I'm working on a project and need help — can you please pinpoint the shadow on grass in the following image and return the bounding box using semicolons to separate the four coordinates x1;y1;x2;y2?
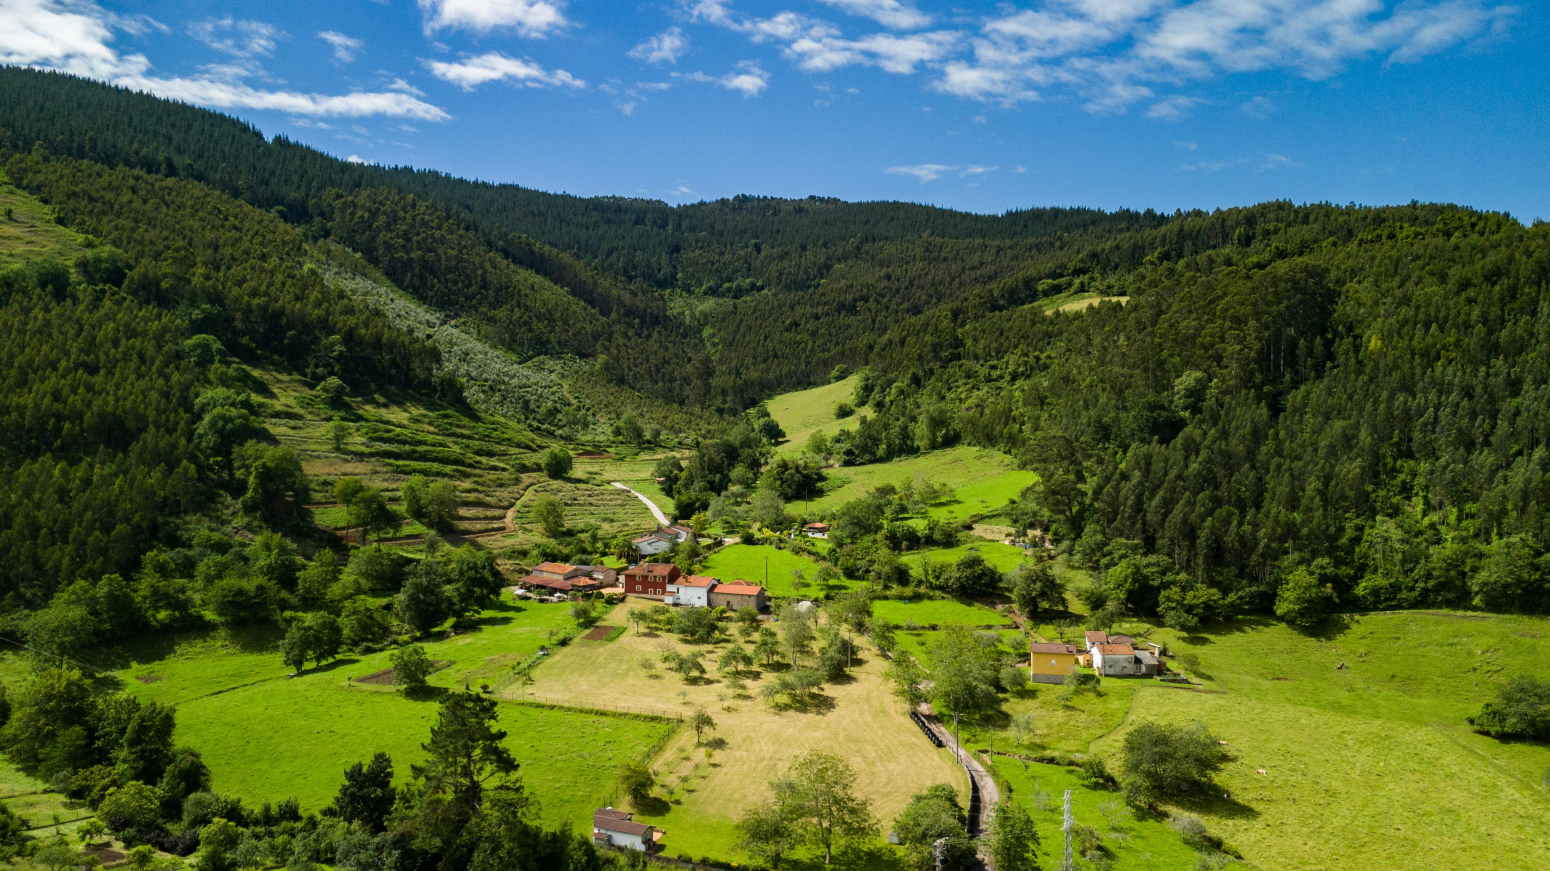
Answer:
701;737;728;751
303;656;362;676
96;621;286;670
632;795;672;816
1174;790;1261;821
765;692;838;715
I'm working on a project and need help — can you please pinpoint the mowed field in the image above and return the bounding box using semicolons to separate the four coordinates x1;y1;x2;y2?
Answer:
1074;612;1550;870
901;540;1033;573
507;601;964;863
698;544;843;597
108;600;672;831
766;375;860;457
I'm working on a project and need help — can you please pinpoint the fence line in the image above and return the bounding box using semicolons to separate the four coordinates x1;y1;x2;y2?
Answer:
507;697;686;722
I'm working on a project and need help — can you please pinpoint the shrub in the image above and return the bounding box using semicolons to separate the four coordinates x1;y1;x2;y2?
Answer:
99;781;164;833
833;402;854;419
1079;756;1115;789
541;447;573;479
1468;675;1550;739
1120;722;1233;803
1000;666;1028;693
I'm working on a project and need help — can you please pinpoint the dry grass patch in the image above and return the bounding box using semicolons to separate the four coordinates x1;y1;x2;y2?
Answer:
506;602;963;861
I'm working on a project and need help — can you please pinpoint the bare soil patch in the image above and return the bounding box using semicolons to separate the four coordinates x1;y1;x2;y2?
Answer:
581;624;621;642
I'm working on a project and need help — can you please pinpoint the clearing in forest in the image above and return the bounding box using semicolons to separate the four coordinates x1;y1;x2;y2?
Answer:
806;446;1034;520
697;544;838;597
766;374;861;456
507;601;964;863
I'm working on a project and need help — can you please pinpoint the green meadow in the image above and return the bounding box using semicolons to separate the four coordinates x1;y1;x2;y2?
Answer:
871;598;1012;628
806;446;1034;521
945;610;1550;871
698;544;842;597
901;540;1033;573
106;599;671;831
765;374;860;457
993;758;1200;870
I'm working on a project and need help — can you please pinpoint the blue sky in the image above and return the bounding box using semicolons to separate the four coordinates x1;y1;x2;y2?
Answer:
3;0;1545;219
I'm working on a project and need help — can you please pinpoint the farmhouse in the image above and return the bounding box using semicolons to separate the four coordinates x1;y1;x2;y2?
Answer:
633;524;693;556
592;808;662;853
708;579;767;612
1028;641;1079;685
668;574;717;607
518;562;603;595
623;563;681;598
802;522;830;539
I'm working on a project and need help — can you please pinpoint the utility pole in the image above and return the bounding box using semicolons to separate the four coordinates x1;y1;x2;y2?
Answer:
764;555;769;589
1061;789;1074;871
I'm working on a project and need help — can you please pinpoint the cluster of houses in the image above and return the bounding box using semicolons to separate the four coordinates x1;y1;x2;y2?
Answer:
621;562;768;611
516;562;618;596
514;559;768;612
1028;631;1165;684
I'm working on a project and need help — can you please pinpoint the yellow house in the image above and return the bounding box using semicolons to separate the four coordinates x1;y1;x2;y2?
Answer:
1029;642;1080;685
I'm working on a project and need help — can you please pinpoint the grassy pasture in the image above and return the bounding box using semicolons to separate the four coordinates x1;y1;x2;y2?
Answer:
103;599;663;831
510;601;964;864
901;540;1033;573
993;758;1199;869
698;544;842;598
765;375;860;457
807;447;1031;520
1081;612;1550;870
893;629;1024;671
0;174;86;263
871;599;1011;628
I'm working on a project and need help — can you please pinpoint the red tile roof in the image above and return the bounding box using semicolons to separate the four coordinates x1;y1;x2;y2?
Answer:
1084;630;1108;644
674;575;716;588
1029;642;1078;655
534;562;574;574
1096;643;1136;656
594;808;631;822
716;583;763;596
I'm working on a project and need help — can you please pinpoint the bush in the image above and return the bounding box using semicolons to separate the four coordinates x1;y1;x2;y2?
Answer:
1000;666;1028;693
833;402;854;419
541;447;573;479
1468;675;1550;739
99;781;164;832
1120;722;1233;803
1079;756;1115;789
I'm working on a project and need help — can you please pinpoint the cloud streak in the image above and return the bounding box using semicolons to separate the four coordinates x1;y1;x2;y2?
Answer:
885;163;997;182
687;0;1516;113
417;0;568;37
426;52;585;90
0;0;449;120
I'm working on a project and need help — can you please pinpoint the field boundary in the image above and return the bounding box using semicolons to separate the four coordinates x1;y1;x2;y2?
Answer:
504;697;683;724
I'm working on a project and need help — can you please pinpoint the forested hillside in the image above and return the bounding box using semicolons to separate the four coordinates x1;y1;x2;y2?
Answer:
2;64;1548;633
848;204;1550;618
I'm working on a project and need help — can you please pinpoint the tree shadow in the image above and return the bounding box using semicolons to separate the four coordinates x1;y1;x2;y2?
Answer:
702;737;728;751
400;685;449;702
305;656;362;676
1174;791;1260;821
632;795;671;816
768;692;838;715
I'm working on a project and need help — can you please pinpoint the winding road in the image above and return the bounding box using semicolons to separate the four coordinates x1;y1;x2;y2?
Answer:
612;481;671;526
919;710;1003;834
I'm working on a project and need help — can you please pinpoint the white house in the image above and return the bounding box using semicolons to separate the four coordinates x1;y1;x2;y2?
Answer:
1093;642;1143;676
633;525;693;556
593;808;662;853
668;575;716;607
802;522;830;539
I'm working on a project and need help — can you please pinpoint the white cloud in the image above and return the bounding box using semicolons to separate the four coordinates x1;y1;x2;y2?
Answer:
690;0;1516;113
1241;94;1274;117
426;52;585;90
345;154;366;163
387;77;425;96
677;61;770;97
318;31;363;64
816;0;931;30
1144;94;1201;120
417;0;568;37
0;0;450;120
188;16;284;58
630;27;690;64
885;163;997;183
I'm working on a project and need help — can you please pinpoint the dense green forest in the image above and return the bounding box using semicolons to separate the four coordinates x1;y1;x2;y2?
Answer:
2;63;1549;647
